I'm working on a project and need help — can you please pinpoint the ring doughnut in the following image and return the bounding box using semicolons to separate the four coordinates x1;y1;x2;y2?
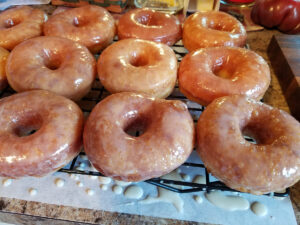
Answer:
0;47;9;91
44;5;116;53
6;36;96;101
183;11;246;51
97;39;177;98
178;47;270;106
83;92;194;181
197;95;300;194
0;90;83;178
0;6;46;50
118;8;182;46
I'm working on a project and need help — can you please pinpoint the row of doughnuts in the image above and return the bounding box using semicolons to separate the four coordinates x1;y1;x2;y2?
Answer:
0;5;299;196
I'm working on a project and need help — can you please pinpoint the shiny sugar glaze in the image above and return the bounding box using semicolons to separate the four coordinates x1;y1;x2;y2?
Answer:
83;92;195;182
97;39;178;99
0;90;83;178
183;11;246;51
118;8;182;46
44;5;116;53
0;6;47;50
197;95;300;194
6;36;96;101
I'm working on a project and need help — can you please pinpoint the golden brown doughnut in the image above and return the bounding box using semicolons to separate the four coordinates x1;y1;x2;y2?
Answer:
83;92;194;181
197;95;300;194
118;8;182;46
0;6;46;50
6;36;96;101
178;47;270;106
183;11;246;51
97;39;177;98
0;90;83;178
0;47;9;91
44;5;116;53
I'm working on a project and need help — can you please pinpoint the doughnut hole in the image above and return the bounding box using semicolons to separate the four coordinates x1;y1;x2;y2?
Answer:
4;18;21;28
241;110;279;145
123;113;150;137
129;46;162;67
212;57;236;79
43;50;62;70
129;54;149;67
73;16;89;27
13;113;43;137
136;13;161;27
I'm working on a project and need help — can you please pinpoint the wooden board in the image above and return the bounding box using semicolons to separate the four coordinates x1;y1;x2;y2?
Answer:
267;35;300;121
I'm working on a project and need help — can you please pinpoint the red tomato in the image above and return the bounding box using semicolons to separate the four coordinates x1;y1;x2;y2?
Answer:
251;0;300;34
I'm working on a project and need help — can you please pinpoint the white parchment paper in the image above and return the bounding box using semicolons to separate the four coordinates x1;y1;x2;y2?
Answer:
0;152;297;225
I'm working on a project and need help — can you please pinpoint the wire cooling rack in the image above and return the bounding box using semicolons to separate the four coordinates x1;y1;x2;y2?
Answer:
0;41;289;197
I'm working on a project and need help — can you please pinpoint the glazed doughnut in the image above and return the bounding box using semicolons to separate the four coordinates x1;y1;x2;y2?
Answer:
0;6;46;50
44;5;116;53
178;47;270;106
97;39;177;98
0;47;9;91
0;90;83;178
118;8;182;46
183;11;246;51
83;92;194;181
6;36;96;101
197;95;300;194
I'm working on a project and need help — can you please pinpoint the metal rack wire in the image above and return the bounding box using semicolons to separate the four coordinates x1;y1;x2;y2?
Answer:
0;42;289;198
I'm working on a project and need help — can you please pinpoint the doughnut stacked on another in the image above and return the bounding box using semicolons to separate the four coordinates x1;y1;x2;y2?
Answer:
98;38;177;98
44;5;116;53
83;92;195;181
178;47;271;106
118;8;182;46
0;6;47;50
197;95;300;194
6;36;96;101
183;11;247;51
0;90;83;178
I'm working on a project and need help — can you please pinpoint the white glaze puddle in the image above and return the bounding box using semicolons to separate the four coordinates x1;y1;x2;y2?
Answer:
124;185;143;199
140;187;184;213
205;191;249;211
86;188;95;196
54;178;65;187
2;178;12;187
98;176;112;184
112;185;123;194
28;188;37;196
192;175;205;184
193;195;203;204
100;184;108;191
251;202;268;216
114;180;132;186
161;170;184;190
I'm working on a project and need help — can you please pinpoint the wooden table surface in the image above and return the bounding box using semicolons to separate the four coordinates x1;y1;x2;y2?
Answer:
0;5;299;224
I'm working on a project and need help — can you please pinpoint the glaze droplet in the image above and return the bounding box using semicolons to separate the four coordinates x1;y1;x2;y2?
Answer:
193;195;203;204
124;185;144;199
55;178;65;187
98;176;112;184
76;181;83;187
112;185;123;194
251;202;268;216
114;180;132;186
2;178;12;187
28;188;37;196
100;184;108;191
86;188;95;196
